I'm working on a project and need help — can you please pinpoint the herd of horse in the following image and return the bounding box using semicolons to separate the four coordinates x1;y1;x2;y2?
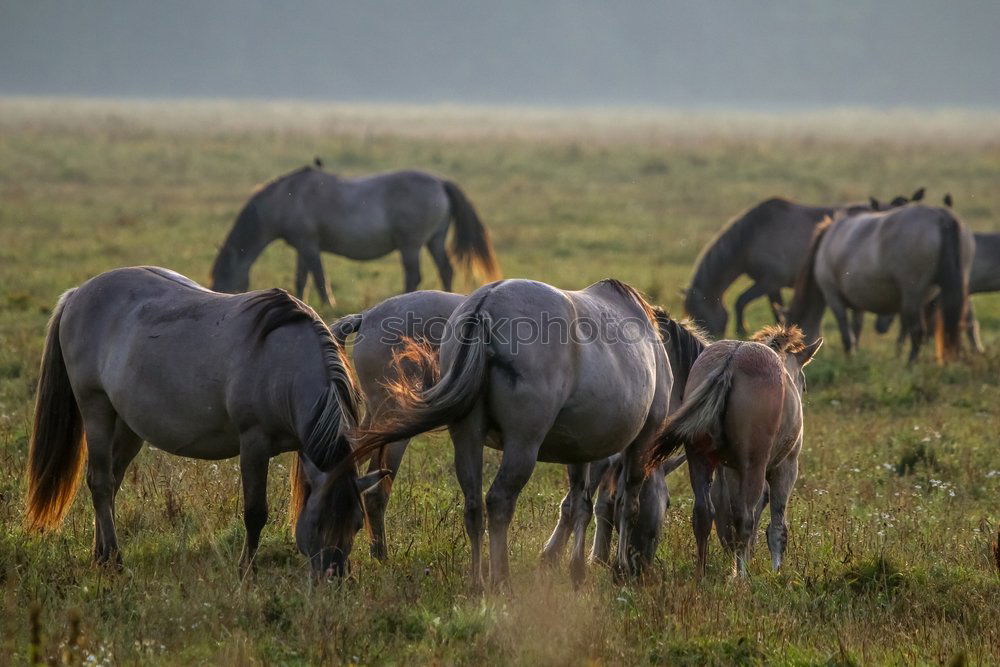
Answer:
23;160;985;587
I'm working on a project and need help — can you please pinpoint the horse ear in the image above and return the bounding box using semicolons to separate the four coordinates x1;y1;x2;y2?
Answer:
943;193;953;208
356;469;392;495
796;338;823;366
869;197;881;210
298;454;326;488
911;187;925;202
772;302;788;325
313;156;324;169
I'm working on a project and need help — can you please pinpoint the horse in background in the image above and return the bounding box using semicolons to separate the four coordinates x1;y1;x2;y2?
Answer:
647;326;822;578
25;267;375;577
786;204;973;363
211;163;500;305
875;196;993;352
684;189;924;338
353;279;684;587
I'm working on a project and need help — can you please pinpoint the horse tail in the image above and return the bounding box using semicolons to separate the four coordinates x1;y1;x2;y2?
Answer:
786;217;833;327
330;313;363;348
26;289;86;531
934;213;966;362
645;347;738;473
353;293;493;461
443;180;501;283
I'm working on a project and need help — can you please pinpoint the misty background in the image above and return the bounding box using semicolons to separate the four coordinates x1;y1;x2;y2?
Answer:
2;1;998;109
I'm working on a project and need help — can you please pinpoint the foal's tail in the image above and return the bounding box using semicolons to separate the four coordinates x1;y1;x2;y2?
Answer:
353;294;492;461
934;213;967;362
645;348;738;473
26;289;86;531
330;313;363;348
443;181;501;283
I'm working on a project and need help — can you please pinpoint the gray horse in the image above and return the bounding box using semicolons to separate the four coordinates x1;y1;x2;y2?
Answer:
685;190;923;338
331;290;465;561
24;267;382;577
543;309;704;579
647;326;822;578
786;205;973;363
354;279;681;587
211;164;500;304
336;294;692;585
876;227;997;352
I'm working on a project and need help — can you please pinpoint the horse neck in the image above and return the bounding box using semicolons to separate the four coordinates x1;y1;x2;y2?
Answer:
689;236;746;302
213;212;276;286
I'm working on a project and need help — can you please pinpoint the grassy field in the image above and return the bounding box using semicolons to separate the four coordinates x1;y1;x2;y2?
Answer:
1;98;999;665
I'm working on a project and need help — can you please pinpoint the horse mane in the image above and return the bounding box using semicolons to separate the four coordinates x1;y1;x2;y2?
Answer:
787;216;833;322
652;306;708;397
596;279;658;333
240;289;362;524
751;325;806;354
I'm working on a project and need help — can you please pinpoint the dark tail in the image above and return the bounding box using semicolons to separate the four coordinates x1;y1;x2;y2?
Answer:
934;213;966;362
442;181;501;283
645;347;738;473
786;217;833;330
353;296;493;461
26;290;86;531
330;313;363;348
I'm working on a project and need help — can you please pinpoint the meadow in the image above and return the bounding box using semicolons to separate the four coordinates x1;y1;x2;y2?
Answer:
0;98;998;665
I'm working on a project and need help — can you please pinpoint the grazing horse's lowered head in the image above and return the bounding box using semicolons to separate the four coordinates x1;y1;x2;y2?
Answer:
292;455;389;578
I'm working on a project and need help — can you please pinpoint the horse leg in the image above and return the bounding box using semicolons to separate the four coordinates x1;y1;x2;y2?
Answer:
80;397;123;568
450;406;486;590
485;440;541;589
687;446;717;581
826;295;855;355
238;431;270;575
426;229;454;292
850;309;864;346
730;463;768;578
766;452;798;571
111;420;143;506
299;245;333;306
567;465;595;587
540;464;584;566
364;438;409;562
711;467;737;553
294;252;309;299
900;296;926;364
734;281;773;338
399;245;422;293
589;460;617;566
966;300;984;353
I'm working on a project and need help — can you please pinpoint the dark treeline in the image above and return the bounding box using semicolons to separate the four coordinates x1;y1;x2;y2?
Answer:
1;0;997;108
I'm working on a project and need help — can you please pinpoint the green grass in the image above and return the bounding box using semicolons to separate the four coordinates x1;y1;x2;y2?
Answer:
1;98;999;665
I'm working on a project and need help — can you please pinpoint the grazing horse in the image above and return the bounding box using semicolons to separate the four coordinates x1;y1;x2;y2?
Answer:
876;224;996;352
684;190;923;338
545;310;705;577
647;326;822;578
24;267;381;577
354;279;681;587
331;290;465;561
786;205;973;363
211;164;500;304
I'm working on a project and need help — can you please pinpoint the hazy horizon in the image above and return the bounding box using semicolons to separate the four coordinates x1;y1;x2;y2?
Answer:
3;2;999;110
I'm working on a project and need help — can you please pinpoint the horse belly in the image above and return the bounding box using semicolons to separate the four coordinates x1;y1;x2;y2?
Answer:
99;337;241;460
319;210;397;260
535;394;651;464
